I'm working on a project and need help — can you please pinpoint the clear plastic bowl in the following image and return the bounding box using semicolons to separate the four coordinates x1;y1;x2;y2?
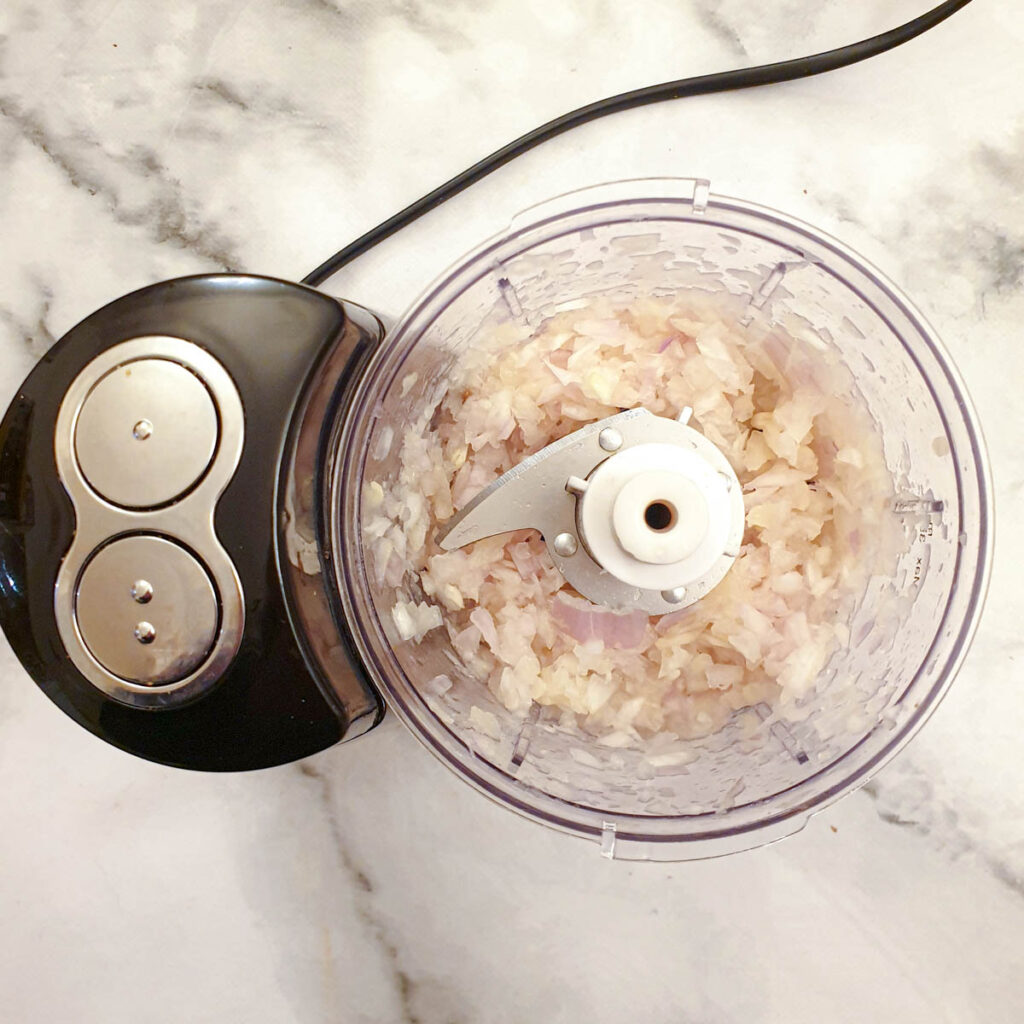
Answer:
333;179;992;860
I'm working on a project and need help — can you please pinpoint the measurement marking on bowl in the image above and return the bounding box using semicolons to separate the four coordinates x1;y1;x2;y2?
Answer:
740;262;788;325
894;498;945;514
497;276;525;320
750;262;788;310
755;703;809;764
510;701;542;771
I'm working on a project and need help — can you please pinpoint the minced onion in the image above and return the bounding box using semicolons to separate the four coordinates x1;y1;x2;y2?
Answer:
366;294;896;741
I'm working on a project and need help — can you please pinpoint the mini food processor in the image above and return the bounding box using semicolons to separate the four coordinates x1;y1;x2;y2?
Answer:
0;3;989;858
0;178;990;859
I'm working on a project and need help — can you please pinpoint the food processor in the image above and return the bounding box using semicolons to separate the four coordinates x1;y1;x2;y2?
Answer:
0;2;990;859
0;177;990;859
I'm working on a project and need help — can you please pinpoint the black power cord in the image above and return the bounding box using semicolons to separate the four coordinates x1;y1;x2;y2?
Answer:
302;0;974;288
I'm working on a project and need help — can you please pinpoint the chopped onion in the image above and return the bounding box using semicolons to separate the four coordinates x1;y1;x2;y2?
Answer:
552;592;648;650
370;295;899;745
469;607;499;651
424;674;453;696
391;598;442;642
468;705;501;740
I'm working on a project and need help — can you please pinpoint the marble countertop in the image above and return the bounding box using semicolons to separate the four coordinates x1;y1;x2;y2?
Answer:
2;1;1023;1020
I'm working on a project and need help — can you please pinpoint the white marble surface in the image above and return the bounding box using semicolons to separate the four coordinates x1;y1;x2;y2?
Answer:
1;1;1023;1020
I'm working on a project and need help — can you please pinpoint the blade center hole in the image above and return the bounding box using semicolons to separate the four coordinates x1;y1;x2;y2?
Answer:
644;500;676;532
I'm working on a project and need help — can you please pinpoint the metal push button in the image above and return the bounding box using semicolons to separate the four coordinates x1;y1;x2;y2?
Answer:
75;535;219;686
74;359;219;508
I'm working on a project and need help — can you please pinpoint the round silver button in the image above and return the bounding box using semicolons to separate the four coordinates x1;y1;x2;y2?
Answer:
133;621;157;644
74;359;219;508
75;535;219;686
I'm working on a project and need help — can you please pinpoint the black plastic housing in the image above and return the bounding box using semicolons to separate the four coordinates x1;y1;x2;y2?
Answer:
0;274;385;770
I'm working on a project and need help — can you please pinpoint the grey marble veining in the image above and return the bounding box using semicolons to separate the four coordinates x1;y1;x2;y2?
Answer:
1;1;1023;1021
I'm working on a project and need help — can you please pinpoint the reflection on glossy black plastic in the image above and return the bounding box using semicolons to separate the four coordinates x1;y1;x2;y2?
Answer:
0;274;384;771
277;299;386;743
